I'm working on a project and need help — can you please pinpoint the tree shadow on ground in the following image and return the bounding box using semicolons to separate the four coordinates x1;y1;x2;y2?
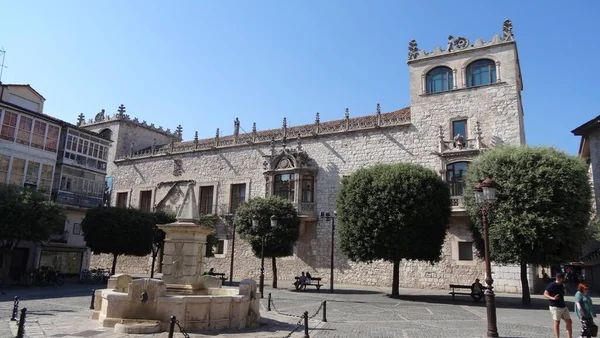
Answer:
189;316;316;336
284;288;382;295
393;293;568;311
0;282;101;302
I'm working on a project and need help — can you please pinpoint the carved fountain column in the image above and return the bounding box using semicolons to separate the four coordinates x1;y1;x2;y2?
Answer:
158;183;215;293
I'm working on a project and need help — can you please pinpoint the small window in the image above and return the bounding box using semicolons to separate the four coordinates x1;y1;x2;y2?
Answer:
466;59;497;87
230;184;246;214
452;120;467;138
199;186;214;214
446;162;469;196
16;116;33;145
426;66;453;93
45;125;60;153
31;121;47;149
301;175;314;203
0;154;9;184
0;111;18;141
274;174;296;201
458;242;474;261
116;192;128;208
139;190;152;212
9;157;26;185
25;161;40;188
215;240;225;255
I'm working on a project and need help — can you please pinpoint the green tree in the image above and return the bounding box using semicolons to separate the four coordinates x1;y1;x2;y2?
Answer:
464;146;591;306
0;184;66;281
81;207;155;275
336;163;451;297
235;196;300;288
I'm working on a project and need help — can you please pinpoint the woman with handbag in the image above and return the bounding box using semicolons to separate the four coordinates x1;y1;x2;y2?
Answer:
575;282;597;337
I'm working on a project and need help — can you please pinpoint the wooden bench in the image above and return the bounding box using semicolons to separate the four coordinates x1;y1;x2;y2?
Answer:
206;272;227;282
449;284;486;302
294;276;322;292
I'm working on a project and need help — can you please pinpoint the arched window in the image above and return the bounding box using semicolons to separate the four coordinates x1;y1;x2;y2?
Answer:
99;128;112;141
426;67;453;93
466;59;497;87
446;161;469;196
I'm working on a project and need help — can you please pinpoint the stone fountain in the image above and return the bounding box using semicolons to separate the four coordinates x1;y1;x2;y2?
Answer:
91;184;260;334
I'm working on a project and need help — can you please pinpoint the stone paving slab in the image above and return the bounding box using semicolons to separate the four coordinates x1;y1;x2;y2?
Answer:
0;281;591;337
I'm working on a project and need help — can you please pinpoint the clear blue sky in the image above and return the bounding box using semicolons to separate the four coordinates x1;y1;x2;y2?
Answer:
1;1;597;154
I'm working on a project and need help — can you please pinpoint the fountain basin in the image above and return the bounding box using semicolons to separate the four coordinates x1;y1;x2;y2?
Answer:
92;274;260;332
114;319;162;334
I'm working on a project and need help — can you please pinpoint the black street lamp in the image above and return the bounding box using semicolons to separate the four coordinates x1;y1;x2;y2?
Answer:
473;178;499;338
253;214;278;298
320;211;336;293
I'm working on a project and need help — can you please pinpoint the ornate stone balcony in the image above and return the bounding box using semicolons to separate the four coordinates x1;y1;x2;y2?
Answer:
450;196;466;212
293;202;317;219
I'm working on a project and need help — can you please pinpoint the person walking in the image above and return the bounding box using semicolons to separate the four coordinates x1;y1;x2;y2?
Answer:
574;282;596;338
544;273;573;338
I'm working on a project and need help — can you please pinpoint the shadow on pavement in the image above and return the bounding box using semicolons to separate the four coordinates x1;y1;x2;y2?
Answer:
186;317;307;336
395;293;569;310
0;282;102;302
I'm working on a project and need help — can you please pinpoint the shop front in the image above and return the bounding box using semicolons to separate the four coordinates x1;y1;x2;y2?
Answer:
38;246;88;276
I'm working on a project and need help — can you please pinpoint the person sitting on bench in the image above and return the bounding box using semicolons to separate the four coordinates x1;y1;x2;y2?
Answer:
294;272;307;290
306;272;312;285
471;278;484;301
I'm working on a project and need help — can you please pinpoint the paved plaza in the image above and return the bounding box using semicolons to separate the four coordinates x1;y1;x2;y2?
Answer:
0;280;589;337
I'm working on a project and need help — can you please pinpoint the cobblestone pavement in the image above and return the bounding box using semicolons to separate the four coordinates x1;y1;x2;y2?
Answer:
0;281;589;337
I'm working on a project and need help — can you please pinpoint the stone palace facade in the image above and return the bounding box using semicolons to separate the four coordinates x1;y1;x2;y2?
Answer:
80;20;538;293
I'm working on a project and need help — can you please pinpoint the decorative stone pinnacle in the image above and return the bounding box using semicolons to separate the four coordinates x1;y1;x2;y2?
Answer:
270;136;276;156
297;132;302;151
282;117;287;128
438;125;444;139
194;131;199;143
117;104;126;119
502;19;514;41
77;113;85;126
408;39;419;60
216;128;220;138
252;122;256;133
376;103;381;115
315;112;320;123
282;117;287;138
345;108;349;119
234;117;240;126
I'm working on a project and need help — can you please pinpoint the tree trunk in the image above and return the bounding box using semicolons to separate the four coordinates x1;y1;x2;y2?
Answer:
392;260;400;298
520;261;531;306
0;251;12;284
150;251;157;279
272;256;278;288
111;254;118;276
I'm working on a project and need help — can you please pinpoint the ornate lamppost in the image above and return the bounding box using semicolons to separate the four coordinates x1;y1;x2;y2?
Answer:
252;214;278;298
473;178;499;338
320;211;336;293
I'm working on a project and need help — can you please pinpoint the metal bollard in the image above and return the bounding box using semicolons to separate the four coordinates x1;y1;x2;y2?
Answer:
89;289;96;310
168;315;176;338
303;311;309;338
11;296;19;321
322;301;327;322
16;308;26;338
267;293;271;311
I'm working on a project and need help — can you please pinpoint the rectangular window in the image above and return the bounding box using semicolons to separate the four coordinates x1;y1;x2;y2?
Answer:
77;138;84;153
31;121;47;149
70;136;78;151
45;125;60;152
0;111;18;141
9;157;26;185
301;175;314;203
66;135;73;150
0;154;9;184
199;186;214;215
116;192;128;208
458;242;474;261
24;161;41;189
274;174;295;201
139;190;152;212
16;116;33;145
38;164;53;196
98;145;104;160
83;140;89;155
215;240;225;255
452;120;467;138
92;143;99;158
230;184;246;214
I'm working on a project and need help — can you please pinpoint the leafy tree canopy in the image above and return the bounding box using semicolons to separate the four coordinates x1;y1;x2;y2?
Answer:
81;207;155;257
0;184;66;249
235;196;300;258
464;146;592;266
336;163;451;264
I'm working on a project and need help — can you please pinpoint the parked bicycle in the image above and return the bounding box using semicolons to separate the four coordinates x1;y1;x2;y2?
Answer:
17;267;64;287
79;268;110;284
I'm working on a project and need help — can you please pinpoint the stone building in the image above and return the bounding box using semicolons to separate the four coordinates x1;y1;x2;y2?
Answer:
80;20;535;293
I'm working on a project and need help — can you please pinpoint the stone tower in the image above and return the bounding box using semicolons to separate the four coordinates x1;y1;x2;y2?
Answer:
407;19;526;174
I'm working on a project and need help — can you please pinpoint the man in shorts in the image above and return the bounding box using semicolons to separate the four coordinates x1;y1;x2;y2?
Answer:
544;273;572;338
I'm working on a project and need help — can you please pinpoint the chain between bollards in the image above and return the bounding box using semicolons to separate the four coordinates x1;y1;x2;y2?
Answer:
267;293;271;311
303;311;309;338
16;307;27;338
322;301;327;322
11;296;19;321
89;289;96;310
168;316;176;338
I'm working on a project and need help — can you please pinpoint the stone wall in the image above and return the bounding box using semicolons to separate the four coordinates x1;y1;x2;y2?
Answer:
90;254;153;275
